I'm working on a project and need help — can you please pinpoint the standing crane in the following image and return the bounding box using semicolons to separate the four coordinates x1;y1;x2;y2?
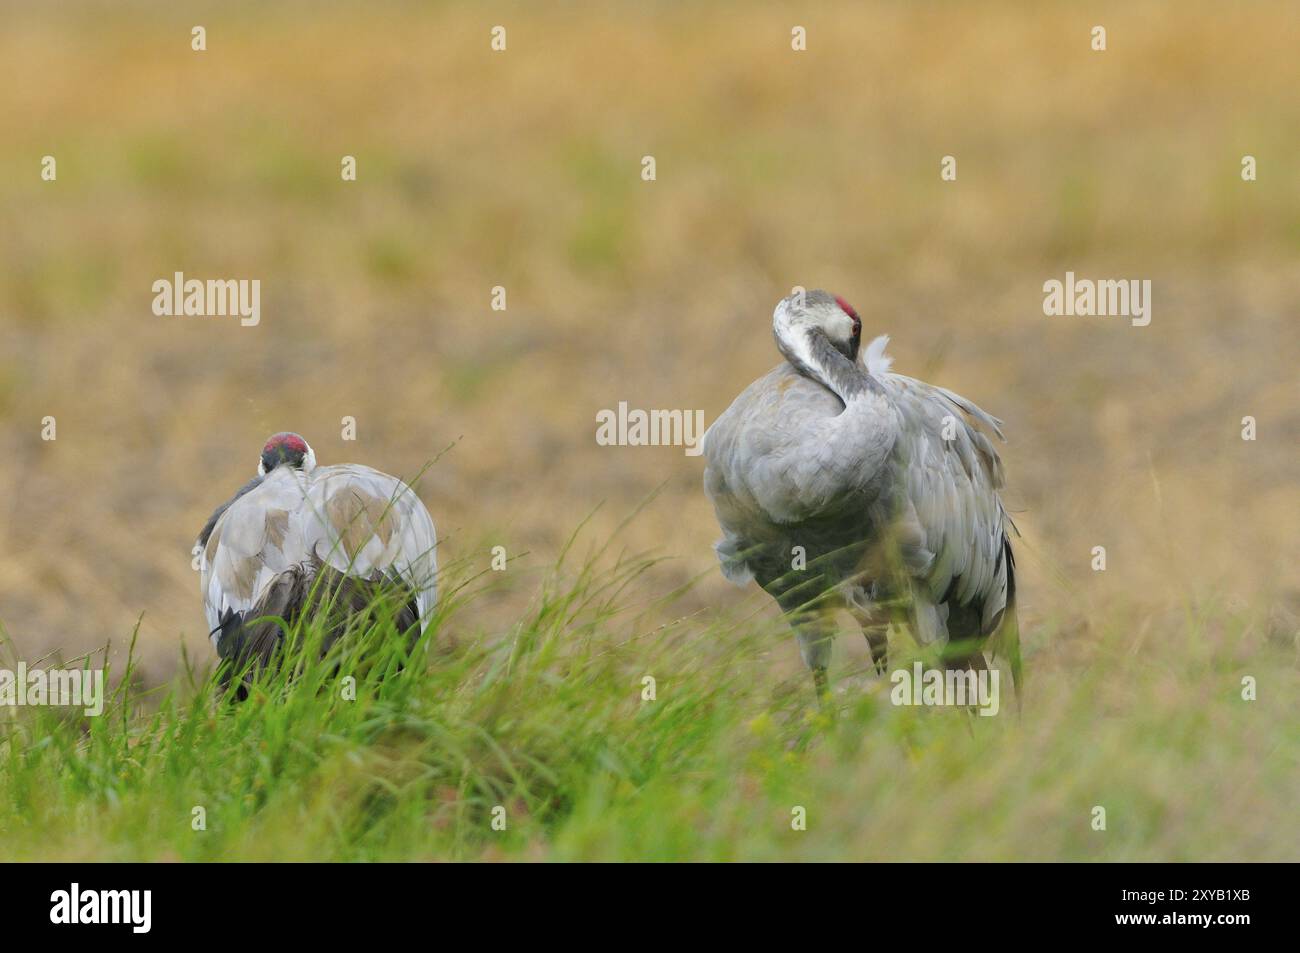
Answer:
701;290;1019;700
196;432;438;693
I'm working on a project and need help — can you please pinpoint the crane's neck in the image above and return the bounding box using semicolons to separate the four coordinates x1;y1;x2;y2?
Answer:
766;324;898;506
781;327;882;404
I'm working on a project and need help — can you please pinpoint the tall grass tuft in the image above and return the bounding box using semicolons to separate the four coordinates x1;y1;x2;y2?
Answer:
0;517;1294;861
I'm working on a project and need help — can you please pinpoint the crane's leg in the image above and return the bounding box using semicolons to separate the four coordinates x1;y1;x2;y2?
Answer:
950;652;997;727
844;584;890;675
906;591;1008;718
936;604;1002;719
811;663;829;699
774;589;837;705
767;562;847;706
794;616;835;704
855;614;889;675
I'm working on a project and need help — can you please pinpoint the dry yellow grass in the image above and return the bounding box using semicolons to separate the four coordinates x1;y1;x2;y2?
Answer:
0;0;1296;699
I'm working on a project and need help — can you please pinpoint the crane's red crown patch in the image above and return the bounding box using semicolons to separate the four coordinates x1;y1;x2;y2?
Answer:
264;432;308;455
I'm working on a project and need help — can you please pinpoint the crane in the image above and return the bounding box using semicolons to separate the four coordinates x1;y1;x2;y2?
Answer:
196;432;438;693
701;290;1020;701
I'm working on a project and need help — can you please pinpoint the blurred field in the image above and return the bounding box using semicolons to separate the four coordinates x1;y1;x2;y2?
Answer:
0;2;1297;860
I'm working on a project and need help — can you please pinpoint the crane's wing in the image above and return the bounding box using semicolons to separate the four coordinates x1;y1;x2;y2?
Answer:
703;363;872;582
199;465;438;644
293;464;438;627
199;469;312;641
879;369;1014;635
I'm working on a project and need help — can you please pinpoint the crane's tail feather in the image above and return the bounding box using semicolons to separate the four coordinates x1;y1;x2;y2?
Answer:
863;334;893;376
987;538;1022;710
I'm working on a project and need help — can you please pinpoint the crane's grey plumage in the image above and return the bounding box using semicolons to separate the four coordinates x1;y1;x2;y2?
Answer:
702;290;1020;699
197;433;438;691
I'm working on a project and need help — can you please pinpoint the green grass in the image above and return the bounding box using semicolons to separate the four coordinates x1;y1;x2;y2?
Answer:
0;521;1295;862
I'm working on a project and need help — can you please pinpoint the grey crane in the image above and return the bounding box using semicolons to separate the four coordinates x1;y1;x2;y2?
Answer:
701;290;1020;700
196;432;438;692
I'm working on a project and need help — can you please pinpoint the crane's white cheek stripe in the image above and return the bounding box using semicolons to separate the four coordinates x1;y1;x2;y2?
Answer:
783;329;818;375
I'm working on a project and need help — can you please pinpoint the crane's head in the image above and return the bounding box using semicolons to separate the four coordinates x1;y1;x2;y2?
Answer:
773;289;862;365
258;432;317;476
